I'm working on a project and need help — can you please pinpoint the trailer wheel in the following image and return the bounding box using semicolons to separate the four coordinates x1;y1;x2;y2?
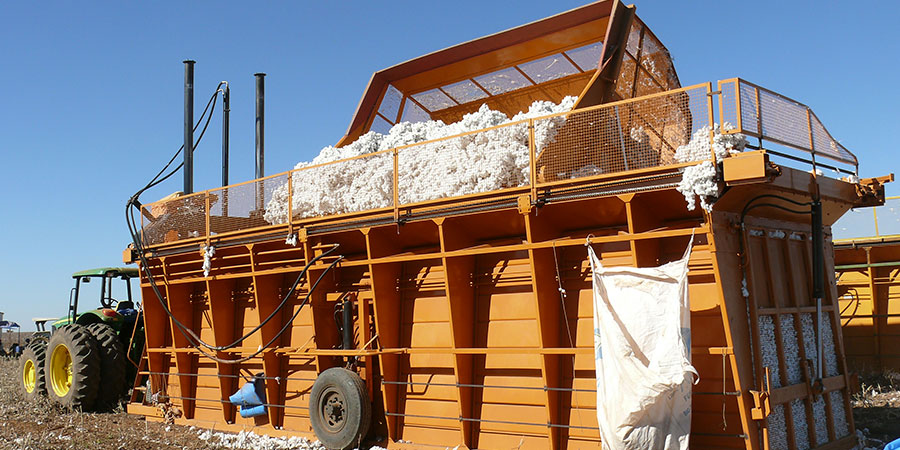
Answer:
85;323;127;411
20;340;48;400
45;324;100;411
309;367;371;450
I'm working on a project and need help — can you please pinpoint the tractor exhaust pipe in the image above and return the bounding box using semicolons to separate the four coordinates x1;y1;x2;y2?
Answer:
183;60;195;194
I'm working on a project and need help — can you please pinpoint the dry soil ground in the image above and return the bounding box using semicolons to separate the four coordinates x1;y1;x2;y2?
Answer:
0;358;326;450
1;357;899;449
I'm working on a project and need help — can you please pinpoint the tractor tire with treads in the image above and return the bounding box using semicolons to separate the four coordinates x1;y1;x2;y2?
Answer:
85;322;127;411
45;324;101;410
309;367;371;450
19;340;47;400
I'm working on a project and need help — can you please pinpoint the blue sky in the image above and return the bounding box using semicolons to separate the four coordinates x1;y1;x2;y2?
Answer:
1;1;898;330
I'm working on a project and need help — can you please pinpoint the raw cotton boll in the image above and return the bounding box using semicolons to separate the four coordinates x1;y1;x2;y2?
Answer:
768;405;788;450
820;316;838;376
779;315;802;385
674;124;747;211
791;399;810;450
673;123;747;163
758;316;781;388
630;126;648;144
677;161;718;211
768;230;786;239
265;98;575;223
830;390;850;438
383;120;440;149
813;396;828;445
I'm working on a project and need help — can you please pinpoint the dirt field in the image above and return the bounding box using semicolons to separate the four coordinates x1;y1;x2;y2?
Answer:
854;371;900;448
0;358;325;450
2;356;899;449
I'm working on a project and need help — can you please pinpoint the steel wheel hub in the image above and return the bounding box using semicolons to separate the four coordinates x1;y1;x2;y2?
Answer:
321;389;346;432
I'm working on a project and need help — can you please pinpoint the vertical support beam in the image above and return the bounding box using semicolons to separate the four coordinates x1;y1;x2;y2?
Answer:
524;212;563;450
708;213;760;449
206;277;238;424
529;120;537;202
141;265;173;404
865;248;882;370
253;274;289;427
437;218;476;448
823;233;857;439
365;228;403;441
305;240;341;374
164;275;198;419
249;243;298;428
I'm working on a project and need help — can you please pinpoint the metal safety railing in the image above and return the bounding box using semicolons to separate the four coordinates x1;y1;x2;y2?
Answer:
718;78;858;175
141;79;857;247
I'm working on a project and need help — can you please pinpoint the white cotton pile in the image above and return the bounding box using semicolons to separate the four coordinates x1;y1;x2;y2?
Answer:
780;315;802;385
813;395;829;444
791;399;810;449
674;124;747;211
264;97;577;223
768;405;788;450
800;313;839;379
197;429;323;449
630;126;648;144
758;316;781;388
830;390;850;438
768;230;786;239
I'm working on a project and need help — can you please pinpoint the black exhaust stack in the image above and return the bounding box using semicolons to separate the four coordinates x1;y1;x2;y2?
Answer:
222;82;230;187
255;73;265;180
183;60;195;194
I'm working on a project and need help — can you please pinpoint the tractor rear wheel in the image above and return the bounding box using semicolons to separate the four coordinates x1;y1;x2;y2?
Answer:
85;323;127;411
19;340;48;400
45;324;100;410
309;367;371;450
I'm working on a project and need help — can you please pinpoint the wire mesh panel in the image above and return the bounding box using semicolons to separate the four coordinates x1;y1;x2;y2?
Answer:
810;112;858;165
396;122;530;205
534;84;710;183
719;79;739;129
283;152;393;220
725;79;857;167
207;175;286;236
142;192;208;245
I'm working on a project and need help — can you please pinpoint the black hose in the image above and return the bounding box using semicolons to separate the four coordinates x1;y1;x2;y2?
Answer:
124;82;342;361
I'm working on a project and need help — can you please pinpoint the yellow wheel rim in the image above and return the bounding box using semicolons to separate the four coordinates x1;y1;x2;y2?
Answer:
23;359;36;393
50;344;73;398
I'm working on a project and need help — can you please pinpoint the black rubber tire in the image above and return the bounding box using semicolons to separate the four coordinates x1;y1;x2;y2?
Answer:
45;324;101;411
19;340;47;400
309;367;371;450
85;323;127;411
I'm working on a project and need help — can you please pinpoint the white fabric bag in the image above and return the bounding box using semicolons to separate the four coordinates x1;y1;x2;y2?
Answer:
588;240;698;450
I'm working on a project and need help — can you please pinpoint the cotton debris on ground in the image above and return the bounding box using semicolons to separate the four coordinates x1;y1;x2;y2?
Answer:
264;97;576;223
196;429;387;450
674;123;747;211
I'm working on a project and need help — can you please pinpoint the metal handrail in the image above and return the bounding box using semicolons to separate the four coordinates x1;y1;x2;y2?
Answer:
140;80;858;247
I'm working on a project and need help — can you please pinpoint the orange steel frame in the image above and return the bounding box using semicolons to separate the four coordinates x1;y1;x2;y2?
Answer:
128;162;867;450
834;199;900;373
124;2;874;448
127;76;873;447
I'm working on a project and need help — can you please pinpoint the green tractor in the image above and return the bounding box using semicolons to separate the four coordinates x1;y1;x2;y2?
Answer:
19;267;144;411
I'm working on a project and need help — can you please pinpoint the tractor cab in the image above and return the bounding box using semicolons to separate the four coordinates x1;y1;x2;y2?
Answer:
53;267;141;332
